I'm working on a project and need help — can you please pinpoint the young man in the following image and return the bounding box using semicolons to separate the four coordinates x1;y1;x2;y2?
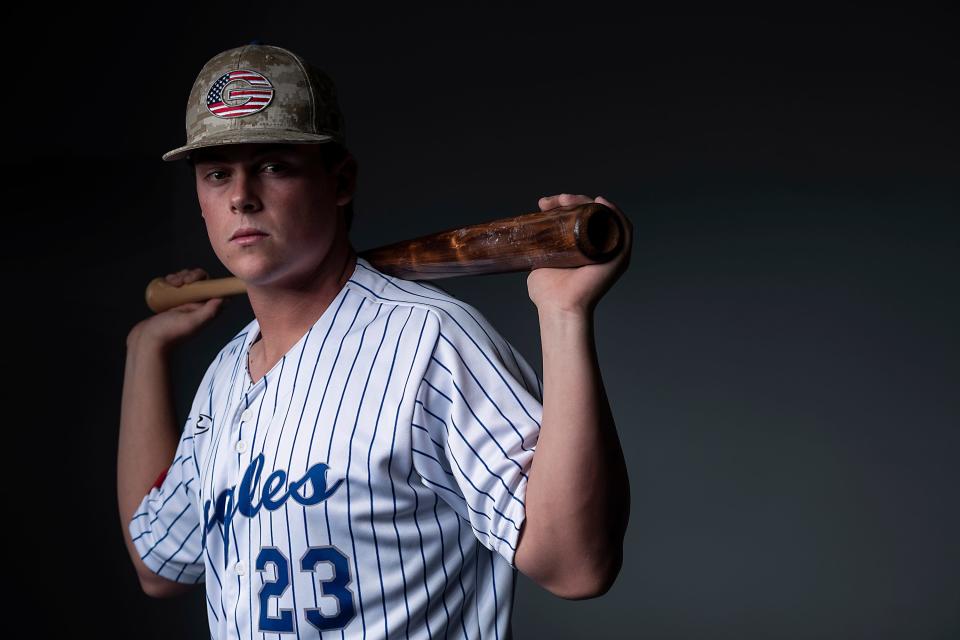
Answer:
118;42;632;639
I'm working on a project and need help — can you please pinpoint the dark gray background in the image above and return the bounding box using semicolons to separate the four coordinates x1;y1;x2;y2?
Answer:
9;6;957;639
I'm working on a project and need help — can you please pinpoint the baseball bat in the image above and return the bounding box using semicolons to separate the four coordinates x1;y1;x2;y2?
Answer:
145;202;624;313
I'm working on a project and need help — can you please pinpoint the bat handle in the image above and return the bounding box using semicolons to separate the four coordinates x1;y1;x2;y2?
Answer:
145;275;247;314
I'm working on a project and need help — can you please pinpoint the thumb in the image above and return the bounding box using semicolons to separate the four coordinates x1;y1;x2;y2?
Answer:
201;297;225;316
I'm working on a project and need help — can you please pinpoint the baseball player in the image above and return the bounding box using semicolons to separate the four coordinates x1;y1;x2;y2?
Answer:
118;42;632;639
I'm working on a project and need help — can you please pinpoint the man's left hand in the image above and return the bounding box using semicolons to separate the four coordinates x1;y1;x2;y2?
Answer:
527;194;633;314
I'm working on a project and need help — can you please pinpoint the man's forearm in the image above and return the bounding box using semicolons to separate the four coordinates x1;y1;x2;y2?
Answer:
515;307;630;598
116;331;184;586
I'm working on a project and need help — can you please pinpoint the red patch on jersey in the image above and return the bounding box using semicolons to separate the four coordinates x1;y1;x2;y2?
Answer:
152;468;168;490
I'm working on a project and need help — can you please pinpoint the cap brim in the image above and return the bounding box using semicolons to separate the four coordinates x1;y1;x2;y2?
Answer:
162;129;339;162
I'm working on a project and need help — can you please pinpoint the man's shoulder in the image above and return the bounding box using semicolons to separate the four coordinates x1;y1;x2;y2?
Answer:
350;258;493;334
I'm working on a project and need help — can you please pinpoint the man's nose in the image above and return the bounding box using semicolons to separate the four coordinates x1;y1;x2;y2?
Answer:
229;170;262;213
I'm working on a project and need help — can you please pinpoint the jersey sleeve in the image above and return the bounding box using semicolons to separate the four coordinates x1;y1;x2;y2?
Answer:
127;359;217;584
411;308;543;568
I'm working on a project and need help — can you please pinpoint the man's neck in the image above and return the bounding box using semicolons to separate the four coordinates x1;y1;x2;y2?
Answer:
246;242;358;372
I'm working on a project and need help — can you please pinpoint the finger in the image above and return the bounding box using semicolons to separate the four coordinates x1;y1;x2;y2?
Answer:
594;195;622;214
538;195;560;211
597;195;630;222
539;193;593;210
184;268;207;283
557;193;594;207
166;268;192;286
203;297;226;316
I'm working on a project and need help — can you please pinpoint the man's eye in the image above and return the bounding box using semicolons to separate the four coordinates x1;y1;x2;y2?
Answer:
262;163;286;173
206;170;227;181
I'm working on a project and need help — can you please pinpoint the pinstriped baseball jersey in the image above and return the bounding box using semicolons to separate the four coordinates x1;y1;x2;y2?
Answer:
128;255;544;639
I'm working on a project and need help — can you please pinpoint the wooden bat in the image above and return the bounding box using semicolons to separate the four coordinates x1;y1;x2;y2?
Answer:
145;202;624;313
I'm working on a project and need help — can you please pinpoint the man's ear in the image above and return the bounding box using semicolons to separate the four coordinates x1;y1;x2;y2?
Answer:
334;153;358;207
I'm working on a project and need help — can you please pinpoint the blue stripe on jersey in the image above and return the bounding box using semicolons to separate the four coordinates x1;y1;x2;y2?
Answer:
420;376;451;402
411;421;448;451
387;312;431;636
323;291;366;543
411;447;456;478
357;303;399;634
365;307;416;638
420;475;467;503
232;382;250;637
405;462;434;639
250;358;275;640
205;590;220;622
183;546;205;583
344;300;387;636
453;513;471;638
273;316;320;636
261;316;331;635
431;493;452;638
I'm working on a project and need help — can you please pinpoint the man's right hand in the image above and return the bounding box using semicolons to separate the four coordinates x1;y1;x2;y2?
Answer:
128;268;226;351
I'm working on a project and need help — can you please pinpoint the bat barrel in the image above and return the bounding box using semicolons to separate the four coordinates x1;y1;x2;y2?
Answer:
359;202;624;279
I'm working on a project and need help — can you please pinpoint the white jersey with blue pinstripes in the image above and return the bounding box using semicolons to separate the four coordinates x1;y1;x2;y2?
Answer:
128;255;544;639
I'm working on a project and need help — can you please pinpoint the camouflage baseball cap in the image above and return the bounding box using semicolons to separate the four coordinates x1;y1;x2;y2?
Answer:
162;43;346;162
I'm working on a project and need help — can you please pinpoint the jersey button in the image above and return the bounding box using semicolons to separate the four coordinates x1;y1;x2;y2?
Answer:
240;408;252;422
235;561;245;576
235;440;247;453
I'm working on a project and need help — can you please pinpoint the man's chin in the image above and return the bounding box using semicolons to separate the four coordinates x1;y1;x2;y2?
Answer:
229;262;279;287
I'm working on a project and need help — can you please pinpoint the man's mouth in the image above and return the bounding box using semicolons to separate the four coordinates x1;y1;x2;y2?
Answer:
230;227;269;241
